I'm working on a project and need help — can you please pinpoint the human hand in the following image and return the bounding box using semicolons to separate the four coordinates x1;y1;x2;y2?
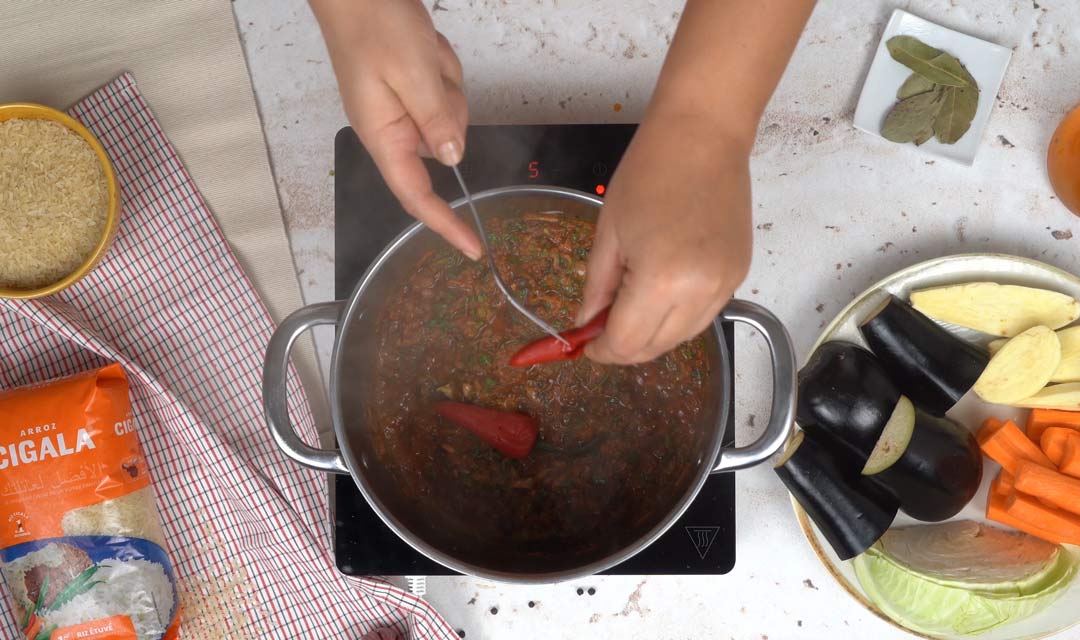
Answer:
311;0;482;259
579;113;753;364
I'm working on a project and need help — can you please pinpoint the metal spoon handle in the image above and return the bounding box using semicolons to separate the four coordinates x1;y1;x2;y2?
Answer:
451;165;570;347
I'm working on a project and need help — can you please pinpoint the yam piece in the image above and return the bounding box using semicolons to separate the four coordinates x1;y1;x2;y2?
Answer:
991;326;1080;383
1052;326;1080;383
973;326;1061;404
910;283;1080;337
1014;383;1080;410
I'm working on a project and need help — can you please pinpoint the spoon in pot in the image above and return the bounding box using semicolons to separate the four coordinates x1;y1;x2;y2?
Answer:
452;165;570;347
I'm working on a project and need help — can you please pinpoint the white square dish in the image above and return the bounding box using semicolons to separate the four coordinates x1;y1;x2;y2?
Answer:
852;9;1012;166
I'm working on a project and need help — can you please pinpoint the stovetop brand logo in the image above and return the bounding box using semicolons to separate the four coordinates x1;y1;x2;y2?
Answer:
685;526;720;559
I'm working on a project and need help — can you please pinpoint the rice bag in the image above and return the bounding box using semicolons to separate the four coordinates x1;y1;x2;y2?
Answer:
0;364;179;640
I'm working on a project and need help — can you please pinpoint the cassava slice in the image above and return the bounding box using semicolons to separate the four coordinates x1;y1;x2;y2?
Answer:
973;326;1061;404
991;326;1080;383
1013;383;1080;410
910;283;1080;337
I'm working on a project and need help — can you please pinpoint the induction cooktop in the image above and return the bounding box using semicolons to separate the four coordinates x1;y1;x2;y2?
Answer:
332;124;736;576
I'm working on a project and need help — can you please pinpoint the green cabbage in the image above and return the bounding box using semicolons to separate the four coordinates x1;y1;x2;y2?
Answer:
853;522;1077;636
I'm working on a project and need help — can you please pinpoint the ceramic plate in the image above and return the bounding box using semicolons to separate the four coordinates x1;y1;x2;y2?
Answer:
795;254;1080;640
853;9;1012;166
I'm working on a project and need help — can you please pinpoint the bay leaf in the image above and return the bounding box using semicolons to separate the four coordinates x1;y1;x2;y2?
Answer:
897;73;936;100
886;36;973;87
882;89;945;143
933;85;980;144
887;35;943;63
955;61;979;89
914;125;935;146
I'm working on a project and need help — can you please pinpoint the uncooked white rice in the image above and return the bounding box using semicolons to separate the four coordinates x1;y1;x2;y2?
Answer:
43;558;174;640
2;545;175;640
62;488;168;548
0;117;109;289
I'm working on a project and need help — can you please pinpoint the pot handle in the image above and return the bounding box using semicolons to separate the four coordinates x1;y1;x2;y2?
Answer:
712;299;797;474
263;301;349;475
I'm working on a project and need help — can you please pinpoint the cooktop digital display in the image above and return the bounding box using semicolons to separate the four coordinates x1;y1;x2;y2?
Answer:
333;124;735;576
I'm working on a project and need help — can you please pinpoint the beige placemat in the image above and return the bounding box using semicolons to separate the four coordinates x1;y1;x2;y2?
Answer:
0;0;327;431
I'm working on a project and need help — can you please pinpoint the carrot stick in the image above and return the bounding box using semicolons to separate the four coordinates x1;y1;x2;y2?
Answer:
990;470;1015;497
1026;408;1080;444
1060;440;1080;478
978;418;1055;474
986;481;1070;544
1002;489;1080;545
1014;460;1080;517
1040;426;1080;466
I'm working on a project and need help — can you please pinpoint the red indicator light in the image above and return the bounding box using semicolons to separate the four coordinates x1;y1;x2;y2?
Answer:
528;161;540;179
595;184;606;195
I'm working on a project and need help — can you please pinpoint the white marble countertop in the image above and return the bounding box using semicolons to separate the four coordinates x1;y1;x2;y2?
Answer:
232;0;1080;637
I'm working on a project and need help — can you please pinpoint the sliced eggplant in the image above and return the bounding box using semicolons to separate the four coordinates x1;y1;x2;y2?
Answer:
1013;383;1080;410
860;295;989;415
775;430;899;561
862;396;916;475
910;283;1080;337
973;326;1061;404
798;342;902;465
869;408;983;522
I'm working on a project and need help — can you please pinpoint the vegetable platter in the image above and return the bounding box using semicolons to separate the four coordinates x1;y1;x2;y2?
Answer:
790;254;1080;640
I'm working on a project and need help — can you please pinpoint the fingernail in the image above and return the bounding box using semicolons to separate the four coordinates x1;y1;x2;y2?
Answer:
437;140;463;166
464;244;482;261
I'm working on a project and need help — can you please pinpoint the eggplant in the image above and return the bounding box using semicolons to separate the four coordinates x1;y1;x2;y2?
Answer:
861;395;915;475
775;430;899;561
860;295;989;416
798;342;902;466
869;408;983;522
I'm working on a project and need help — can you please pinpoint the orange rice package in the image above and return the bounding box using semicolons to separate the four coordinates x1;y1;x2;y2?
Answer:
0;363;180;640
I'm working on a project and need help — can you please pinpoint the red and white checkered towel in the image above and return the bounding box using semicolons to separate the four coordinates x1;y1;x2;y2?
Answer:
0;73;456;640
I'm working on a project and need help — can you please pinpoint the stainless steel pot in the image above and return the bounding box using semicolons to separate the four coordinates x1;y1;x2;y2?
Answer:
263;185;796;583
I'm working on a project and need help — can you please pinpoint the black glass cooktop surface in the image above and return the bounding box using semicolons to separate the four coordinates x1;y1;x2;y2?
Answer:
332;124;735;576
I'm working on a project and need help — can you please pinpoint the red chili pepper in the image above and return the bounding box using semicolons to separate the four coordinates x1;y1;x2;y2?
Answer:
509;308;610;367
434;401;539;459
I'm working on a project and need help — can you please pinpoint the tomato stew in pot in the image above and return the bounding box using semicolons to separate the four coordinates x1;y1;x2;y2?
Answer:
370;213;711;559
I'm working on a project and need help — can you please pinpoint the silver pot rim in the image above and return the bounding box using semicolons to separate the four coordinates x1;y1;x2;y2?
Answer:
263;185;797;583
